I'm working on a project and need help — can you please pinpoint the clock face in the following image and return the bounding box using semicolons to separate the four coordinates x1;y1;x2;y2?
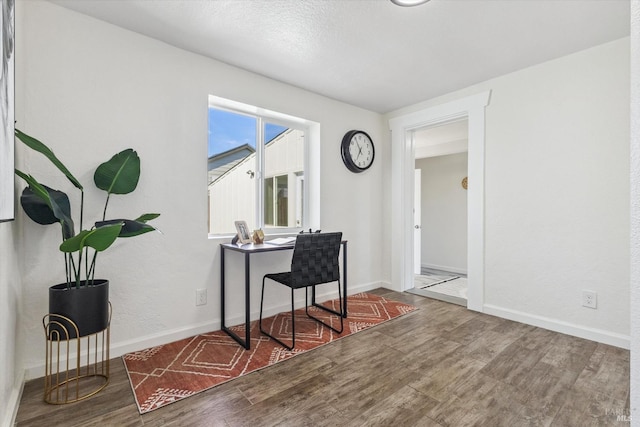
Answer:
341;130;375;173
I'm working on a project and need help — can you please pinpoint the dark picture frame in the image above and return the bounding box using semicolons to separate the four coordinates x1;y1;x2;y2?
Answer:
0;0;14;222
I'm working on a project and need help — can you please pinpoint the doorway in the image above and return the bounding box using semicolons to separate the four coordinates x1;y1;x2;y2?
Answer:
388;91;490;312
408;120;469;306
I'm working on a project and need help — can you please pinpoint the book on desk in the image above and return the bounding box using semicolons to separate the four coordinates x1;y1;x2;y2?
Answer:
266;237;297;246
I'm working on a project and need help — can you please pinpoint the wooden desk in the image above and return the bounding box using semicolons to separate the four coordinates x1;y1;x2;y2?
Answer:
220;240;348;349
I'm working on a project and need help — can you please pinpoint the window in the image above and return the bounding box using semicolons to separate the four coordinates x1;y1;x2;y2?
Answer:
208;96;319;236
264;175;289;227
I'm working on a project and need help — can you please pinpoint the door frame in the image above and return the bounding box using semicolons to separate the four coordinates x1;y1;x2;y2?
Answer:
414;168;421;275
389;91;490;312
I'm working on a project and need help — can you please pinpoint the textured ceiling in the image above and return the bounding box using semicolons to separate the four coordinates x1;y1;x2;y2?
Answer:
50;0;630;113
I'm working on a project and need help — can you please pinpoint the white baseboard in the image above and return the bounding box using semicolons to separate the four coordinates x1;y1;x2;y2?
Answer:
422;263;467;275
115;280;379;358
483;304;630;349
3;371;25;427
24;280;382;380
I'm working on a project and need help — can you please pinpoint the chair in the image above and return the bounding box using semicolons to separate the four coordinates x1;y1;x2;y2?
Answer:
259;232;344;350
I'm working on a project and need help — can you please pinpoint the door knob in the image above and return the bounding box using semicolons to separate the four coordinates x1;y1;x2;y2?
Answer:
415;225;420;229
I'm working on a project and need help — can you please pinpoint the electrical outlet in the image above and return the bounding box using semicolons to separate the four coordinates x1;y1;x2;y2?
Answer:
582;290;597;309
196;288;207;306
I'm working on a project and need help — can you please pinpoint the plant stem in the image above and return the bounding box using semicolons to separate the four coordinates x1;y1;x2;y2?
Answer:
64;252;70;287
84;246;89;285
69;254;80;289
88;250;98;284
80;190;84;234
62;227;71;287
102;193;110;221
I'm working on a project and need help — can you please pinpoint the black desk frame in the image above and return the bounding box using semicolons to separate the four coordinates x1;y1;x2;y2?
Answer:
220;241;347;350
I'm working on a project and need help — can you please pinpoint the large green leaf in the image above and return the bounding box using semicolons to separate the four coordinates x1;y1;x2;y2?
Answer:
20;187;57;225
135;213;160;223
15;129;83;190
96;218;157;237
59;223;123;253
94;149;140;195
16;170;75;239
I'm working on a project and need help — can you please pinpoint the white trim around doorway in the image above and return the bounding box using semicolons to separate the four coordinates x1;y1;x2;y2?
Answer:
389;91;491;312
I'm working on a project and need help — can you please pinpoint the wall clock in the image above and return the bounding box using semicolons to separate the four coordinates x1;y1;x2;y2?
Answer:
341;130;375;173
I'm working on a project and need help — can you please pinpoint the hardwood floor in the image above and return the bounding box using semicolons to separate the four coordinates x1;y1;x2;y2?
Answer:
15;288;630;426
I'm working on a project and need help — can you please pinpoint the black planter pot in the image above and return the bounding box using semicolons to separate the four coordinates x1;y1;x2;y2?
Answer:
48;280;109;339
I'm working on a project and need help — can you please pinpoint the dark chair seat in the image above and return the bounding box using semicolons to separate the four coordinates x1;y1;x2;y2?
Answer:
264;272;295;287
259;232;344;350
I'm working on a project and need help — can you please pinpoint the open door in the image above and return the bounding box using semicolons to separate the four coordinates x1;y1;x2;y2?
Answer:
388;90;490;311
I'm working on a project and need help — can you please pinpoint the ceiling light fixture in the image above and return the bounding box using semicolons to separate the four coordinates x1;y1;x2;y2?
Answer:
390;0;431;6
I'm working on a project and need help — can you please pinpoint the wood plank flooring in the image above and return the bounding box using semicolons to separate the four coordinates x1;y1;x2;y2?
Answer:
15;288;630;426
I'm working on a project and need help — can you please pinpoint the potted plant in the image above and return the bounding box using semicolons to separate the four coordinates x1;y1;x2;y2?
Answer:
15;129;160;338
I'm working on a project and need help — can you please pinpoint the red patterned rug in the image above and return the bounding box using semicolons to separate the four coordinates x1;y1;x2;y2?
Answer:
122;292;416;414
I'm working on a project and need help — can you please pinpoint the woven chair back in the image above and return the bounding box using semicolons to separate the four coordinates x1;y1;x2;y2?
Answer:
290;232;342;288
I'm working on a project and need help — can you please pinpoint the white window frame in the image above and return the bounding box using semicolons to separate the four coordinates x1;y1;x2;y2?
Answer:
208;95;320;237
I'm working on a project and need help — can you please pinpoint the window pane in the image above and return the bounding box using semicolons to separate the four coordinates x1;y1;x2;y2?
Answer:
207;95;314;236
264;122;304;229
275;175;288;227
208;108;257;234
264;177;274;226
295;175;304;227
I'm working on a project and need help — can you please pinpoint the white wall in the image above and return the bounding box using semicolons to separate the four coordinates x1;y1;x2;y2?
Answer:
629;1;639;424
416;152;468;273
1;2;24;424
16;1;386;379
0;223;22;426
386;37;630;346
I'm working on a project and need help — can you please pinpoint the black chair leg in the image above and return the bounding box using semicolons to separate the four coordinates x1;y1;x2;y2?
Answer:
259;277;296;350
305;281;343;334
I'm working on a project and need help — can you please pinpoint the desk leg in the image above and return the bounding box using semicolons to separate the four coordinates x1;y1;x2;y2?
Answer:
220;248;251;350
342;242;348;318
221;247;225;329
244;252;251;349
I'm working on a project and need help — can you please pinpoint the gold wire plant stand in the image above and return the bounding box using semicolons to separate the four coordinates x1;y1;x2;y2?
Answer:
42;303;111;404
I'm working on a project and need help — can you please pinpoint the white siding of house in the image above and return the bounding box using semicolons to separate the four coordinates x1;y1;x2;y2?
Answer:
208;129;304;234
208;154;256;234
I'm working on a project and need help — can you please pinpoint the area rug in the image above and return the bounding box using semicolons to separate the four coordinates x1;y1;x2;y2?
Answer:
122;292;416;414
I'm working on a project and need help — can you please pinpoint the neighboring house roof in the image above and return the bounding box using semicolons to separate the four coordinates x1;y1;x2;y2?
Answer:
208;129;293;187
208;144;255;185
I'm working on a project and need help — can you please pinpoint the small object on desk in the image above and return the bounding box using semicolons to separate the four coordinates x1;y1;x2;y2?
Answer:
253;229;264;244
267;237;297;245
234;220;252;244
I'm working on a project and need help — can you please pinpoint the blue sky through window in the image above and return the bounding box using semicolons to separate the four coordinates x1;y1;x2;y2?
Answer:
208;108;288;157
